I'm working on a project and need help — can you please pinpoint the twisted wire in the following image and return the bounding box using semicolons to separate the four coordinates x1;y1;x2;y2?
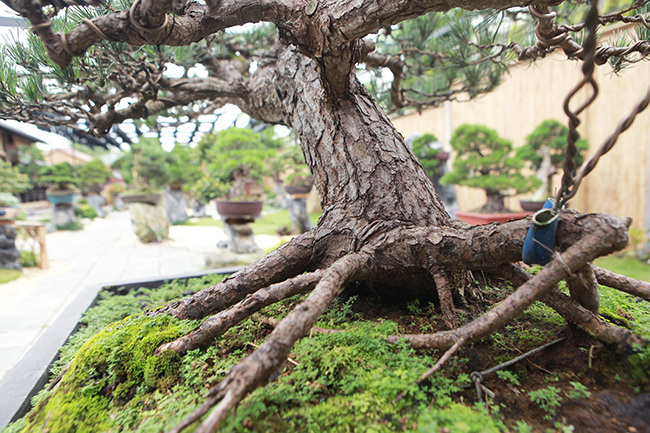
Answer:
129;0;169;34
561;85;650;203
554;1;600;211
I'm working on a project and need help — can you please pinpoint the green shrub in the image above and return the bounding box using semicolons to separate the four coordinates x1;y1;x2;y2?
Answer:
56;221;84;231
19;250;38;268
75;199;99;219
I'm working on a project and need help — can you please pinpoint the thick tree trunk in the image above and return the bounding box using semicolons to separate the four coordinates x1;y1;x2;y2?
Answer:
244;44;449;266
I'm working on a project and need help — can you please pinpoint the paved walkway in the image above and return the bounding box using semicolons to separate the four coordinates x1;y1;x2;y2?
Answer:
0;210;277;382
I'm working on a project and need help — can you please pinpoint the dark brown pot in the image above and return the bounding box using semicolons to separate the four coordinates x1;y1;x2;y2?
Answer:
520;200;546;212
121;193;161;206
454;210;532;225
216;200;263;219
284;185;313;195
436;151;450;161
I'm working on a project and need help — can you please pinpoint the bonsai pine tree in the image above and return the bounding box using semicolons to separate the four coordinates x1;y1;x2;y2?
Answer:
41;162;80;192
2;0;650;431
0;160;30;207
517;119;589;201
441;124;540;213
201;127;280;199
78;158;111;194
112;138;174;194
412;133;443;180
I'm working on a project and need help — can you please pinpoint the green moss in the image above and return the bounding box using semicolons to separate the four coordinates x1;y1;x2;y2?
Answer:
21;314;198;433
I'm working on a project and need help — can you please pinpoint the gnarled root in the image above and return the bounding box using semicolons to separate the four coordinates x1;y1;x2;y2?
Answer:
499;263;648;351
542;287;648;351
593;265;650;302
566;263;600;313
386;220;631;350
156;270;324;355
151;232;315;320
168;252;370;433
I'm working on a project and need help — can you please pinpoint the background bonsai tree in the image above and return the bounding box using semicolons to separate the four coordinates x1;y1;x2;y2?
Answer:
167;144;202;190
112;138;174;194
200;127;281;200
280;146;313;189
78;158;111;194
517;119;589;201
412;133;445;180
41;162;80;193
441;124;540;213
0;160;30;207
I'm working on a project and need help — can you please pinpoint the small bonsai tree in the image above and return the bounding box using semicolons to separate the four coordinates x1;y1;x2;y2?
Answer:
201;127;281;199
412;133;445;179
112;138;174;194
168;144;202;189
516;119;589;201
279;146;313;188
441;124;540;213
78;158;111;194
16;145;46;188
41;162;80;192
0;160;30;207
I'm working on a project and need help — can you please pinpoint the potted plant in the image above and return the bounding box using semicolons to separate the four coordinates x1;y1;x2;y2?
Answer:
201;127;280;220
0;160;30;223
16;145;47;203
111;138;176;242
440;124;541;224
78;158;111;195
516;119;589;211
412;133;449;178
41;162;80;205
281;145;314;195
112;138;174;205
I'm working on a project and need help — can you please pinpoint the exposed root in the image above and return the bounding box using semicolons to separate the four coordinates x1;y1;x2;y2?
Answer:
566;263;600;313
542;287;649;350
499;263;648;351
156;270;324;355
152;232;315;320
430;268;458;329
593;265;650;302
386;225;628;350
169;252;370;433
416;337;465;385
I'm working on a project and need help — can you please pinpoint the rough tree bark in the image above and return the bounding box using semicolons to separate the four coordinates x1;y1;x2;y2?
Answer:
8;0;650;431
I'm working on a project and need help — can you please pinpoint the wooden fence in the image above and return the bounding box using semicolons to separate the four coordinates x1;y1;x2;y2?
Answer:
391;27;650;233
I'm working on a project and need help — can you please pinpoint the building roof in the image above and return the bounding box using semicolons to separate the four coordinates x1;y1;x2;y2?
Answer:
0;120;45;144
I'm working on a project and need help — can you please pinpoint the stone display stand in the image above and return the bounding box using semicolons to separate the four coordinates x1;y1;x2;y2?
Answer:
51;203;77;227
204;217;265;268
165;189;188;224
0;224;21;270
86;193;106;218
128;201;170;243
223;217;262;254
286;193;314;234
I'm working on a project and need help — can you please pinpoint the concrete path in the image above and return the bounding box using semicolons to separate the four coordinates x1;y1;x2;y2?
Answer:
0;210;277;382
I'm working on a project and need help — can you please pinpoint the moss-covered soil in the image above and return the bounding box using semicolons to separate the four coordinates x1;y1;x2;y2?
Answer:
3;271;650;433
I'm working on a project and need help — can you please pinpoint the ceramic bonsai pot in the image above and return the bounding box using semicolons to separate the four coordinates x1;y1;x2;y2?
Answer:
45;190;77;206
216;200;263;219
520;200;546;212
121;193;162;206
284;185;313;195
454;210;532;225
